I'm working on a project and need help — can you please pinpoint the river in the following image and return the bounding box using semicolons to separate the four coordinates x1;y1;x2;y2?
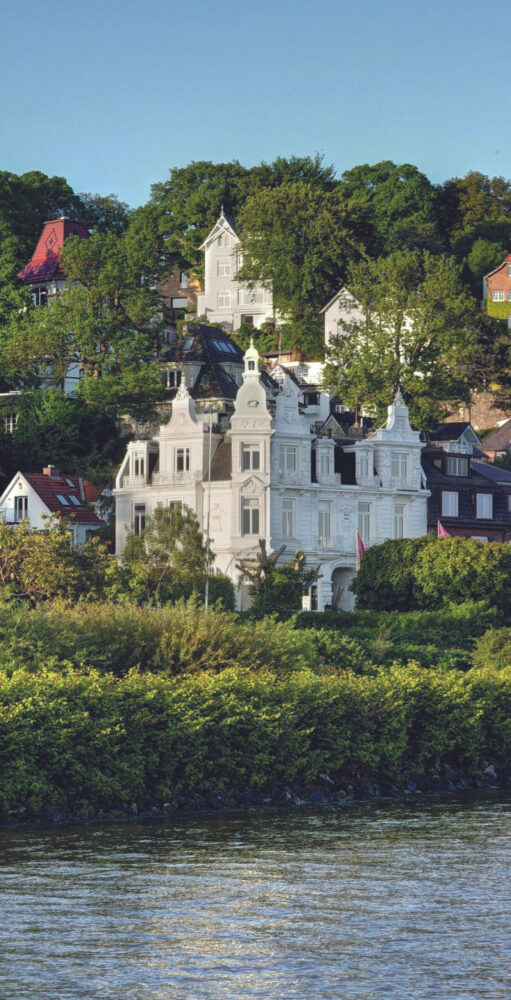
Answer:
1;795;510;999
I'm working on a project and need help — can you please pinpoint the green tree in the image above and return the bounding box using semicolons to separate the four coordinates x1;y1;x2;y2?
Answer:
323;250;477;426
238;182;364;356
338;160;442;254
1;228;164;416
121;504;226;605
77;192;132;235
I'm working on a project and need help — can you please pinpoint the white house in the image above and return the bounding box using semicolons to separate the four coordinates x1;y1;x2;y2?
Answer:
196;211;273;331
321;287;365;348
114;342;429;610
0;466;104;545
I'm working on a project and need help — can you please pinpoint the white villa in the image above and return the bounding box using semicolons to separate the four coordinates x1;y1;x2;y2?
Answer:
196;210;273;331
114;339;428;611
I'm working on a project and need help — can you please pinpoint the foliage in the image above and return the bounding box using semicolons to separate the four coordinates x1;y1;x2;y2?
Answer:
338;160;442;254
0;659;510;815
351;536;511;616
238;181;364;357
323;250;478;425
0;390;126;487
471;628;511;671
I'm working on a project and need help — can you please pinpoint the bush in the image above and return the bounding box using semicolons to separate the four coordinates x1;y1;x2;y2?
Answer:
350;536;511;616
471;628;511;671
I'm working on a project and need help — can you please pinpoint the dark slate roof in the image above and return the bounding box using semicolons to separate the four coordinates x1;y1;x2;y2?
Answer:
161;324;244;366
481;419;511;452
210;440;232;480
471;460;511;484
18;218;89;283
427;422;473;442
24;473;103;524
193;364;239;401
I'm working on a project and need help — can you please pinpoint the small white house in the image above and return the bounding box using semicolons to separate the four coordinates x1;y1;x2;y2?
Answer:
321;287;365;348
0;466;104;545
196;211;273;331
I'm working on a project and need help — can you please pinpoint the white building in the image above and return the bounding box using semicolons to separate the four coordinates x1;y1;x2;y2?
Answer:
114;342;428;610
196;211;273;331
321;287;365;348
0;466;104;545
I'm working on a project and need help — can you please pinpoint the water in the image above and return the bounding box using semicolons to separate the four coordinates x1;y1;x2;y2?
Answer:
1;796;510;999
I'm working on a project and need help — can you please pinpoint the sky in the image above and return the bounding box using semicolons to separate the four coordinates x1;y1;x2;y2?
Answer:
2;0;511;208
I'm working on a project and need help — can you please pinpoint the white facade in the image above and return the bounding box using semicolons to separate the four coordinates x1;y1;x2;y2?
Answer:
114;345;429;611
196;212;273;331
321;287;365;348
0;472;102;546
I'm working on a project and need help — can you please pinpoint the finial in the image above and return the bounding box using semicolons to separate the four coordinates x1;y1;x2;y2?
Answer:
394;386;405;407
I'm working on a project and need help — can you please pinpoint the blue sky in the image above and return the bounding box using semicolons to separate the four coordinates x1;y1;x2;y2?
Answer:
2;0;510;208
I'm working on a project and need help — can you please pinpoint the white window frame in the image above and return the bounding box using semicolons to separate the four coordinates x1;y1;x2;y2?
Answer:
217;259;232;277
442;491;458;517
492;290;505;301
217;292;231;309
394;503;405;539
241;444;260;472
358;453;369;478
282;499;294;537
241;498;260;535
318;501;331;548
446;456;468;476
319;450;332;476
134;456;145;477
134;504;146;536
358;502;372;543
476;493;493;519
175;448;190;473
391;452;408;479
3;412;17;434
279;445;297;473
14;495;28;522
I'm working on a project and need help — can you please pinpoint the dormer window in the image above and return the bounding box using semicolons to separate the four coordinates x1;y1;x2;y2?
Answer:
32;286;48;307
446;456;468;476
69;495;82;507
56;494;70;506
166;370;182;389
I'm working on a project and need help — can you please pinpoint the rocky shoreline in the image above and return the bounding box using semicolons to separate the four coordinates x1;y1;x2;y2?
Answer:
3;762;510;828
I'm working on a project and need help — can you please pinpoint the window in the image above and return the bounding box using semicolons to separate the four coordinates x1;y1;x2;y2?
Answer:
179;272;189;289
279;445;297;472
471;535;488;542
212;339;238;354
168;500;182;513
446;456;468;476
134;504;146;536
3;412;17;434
56;494;70;506
242;498;260;535
358;502;371;543
69;495;82;507
476;493;493;519
241;445;260;471
14;496;28;522
182;337;195;350
282;499;294;537
304;392;320;406
492;290;505;301
442;491;458;517
507;265;511;277
217;292;231;308
391;452;407;479
217;234;231;248
217;259;231;277
165;370;182;389
508;291;511;302
394;504;405;538
65;478;75;488
176;448;190;472
248;360;256;371
32;286;48;307
319;450;332;476
318;501;331;547
358;453;369;478
133;457;145;477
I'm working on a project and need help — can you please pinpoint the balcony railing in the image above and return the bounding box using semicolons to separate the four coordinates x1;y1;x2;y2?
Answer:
121;475;146;488
316;473;342;487
151;471;202;486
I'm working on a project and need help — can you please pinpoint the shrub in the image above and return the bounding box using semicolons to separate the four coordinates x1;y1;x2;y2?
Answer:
471;628;511;671
350;537;431;610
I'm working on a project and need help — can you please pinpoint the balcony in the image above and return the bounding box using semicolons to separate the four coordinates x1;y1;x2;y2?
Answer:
316;473;342;487
121;475;146;489
151;471;202;486
316;535;357;555
275;469;306;485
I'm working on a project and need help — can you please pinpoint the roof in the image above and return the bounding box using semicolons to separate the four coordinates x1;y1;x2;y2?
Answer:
484;254;511;281
481;418;511;452
199;212;238;250
427;422;477;442
24;473;104;524
210;440;232;481
18;218;89;283
161;325;245;403
471;460;511;485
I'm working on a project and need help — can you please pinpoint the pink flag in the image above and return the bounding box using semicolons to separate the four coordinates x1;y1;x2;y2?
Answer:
437;521;451;538
356;531;367;564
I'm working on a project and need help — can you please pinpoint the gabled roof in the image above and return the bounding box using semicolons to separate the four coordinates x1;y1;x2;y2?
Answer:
23;473;103;524
18;218;89;283
199;211;238;250
471;460;511;485
426;422;480;444
484;254;511;281
481;418;511;452
320;286;360;314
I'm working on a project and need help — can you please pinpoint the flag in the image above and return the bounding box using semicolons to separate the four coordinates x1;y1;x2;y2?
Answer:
356;531;367;566
437;521;451;538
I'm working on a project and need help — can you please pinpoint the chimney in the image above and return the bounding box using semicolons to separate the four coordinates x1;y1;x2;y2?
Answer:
43;465;59;478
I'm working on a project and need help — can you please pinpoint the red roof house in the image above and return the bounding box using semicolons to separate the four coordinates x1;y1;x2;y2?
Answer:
18;217;89;285
0;465;104;545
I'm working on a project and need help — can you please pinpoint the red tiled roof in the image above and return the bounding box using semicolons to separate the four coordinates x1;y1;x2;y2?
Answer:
484;254;511;281
24;473;104;524
17;218;89;283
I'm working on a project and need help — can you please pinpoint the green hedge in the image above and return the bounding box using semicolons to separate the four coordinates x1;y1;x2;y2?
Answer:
1;663;510;816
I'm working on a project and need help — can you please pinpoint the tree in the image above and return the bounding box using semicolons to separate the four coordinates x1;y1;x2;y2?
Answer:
338;161;442;254
77;192;131;235
1;227;165;417
238;182;365;356
237;542;320;618
121;504;225;605
323;250;478;426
